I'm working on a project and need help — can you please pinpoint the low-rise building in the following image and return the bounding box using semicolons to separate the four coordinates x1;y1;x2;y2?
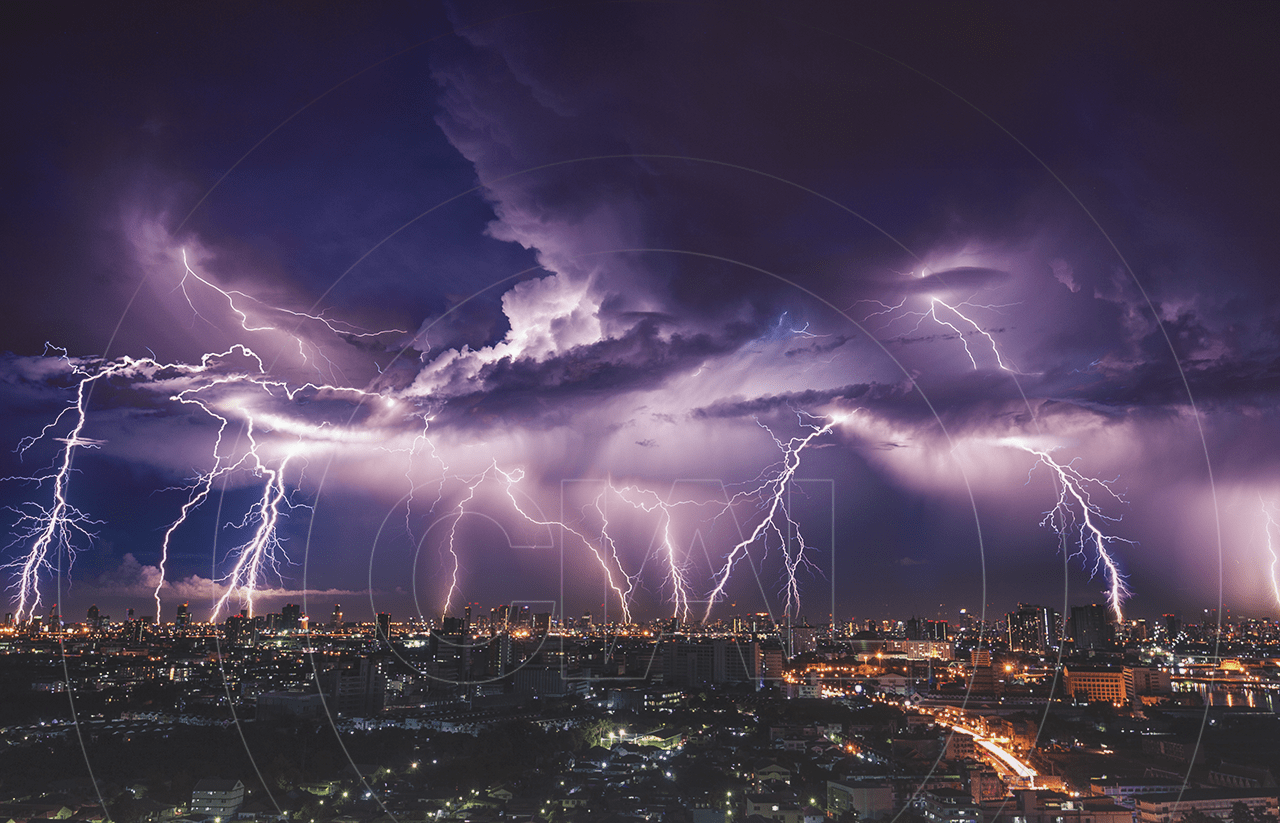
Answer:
1062;666;1126;706
912;788;981;823
827;781;895;820
191;778;245;817
982;791;1131;823
1136;788;1279;823
1089;777;1188;809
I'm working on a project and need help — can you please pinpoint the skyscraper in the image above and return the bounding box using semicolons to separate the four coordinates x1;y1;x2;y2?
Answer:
434;615;467;682
176;602;190;634
376;612;392;646
1007;604;1052;653
320;657;386;716
281;603;302;632
492;604;509;629
1069;604;1115;651
224;610;251;646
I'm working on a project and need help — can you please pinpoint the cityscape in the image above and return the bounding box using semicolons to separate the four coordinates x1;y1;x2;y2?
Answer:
1;598;1278;822
4;2;1280;823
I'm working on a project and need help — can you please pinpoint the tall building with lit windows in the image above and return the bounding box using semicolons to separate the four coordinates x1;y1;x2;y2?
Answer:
1007;604;1053;653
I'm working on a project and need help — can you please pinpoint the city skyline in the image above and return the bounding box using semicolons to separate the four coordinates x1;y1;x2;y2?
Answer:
3;4;1280;626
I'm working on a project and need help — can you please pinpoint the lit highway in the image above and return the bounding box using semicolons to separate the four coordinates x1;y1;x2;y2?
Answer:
973;735;1037;779
932;714;1038;780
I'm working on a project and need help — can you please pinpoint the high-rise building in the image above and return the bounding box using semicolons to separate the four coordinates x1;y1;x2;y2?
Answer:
331;604;343;627
487;631;512;677
224;610;251;646
969;647;998;695
434;616;467;681
281;603;302;632
905;618;949;641
789;623;817;655
376;612;392;645
175;602;190;634
662;638;761;686
1007;604;1052;653
1070;604;1115;651
320;657;386;716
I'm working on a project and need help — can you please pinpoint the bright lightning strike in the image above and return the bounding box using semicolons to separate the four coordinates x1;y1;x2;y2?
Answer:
494;465;641;624
178;249;405;380
857;291;1021;372
9;252;847;630
5;253;419;624
703;412;842;622
598;483;691;621
1261;499;1280;609
1004;439;1134;619
415;412;844;627
3;351;105;622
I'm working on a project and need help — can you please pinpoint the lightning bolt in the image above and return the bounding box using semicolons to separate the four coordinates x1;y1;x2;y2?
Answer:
178;249;405;380
856;290;1020;372
3;351;105;623
6;250;420;622
437;467;490;619
9;252;847;630
703;412;843;622
1261;499;1280;609
1005;440;1134;619
597;483;690;620
494;465;640;624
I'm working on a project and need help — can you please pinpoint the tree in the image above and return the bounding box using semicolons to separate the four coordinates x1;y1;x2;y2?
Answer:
106;794;146;823
1180;810;1224;823
1231;802;1256;823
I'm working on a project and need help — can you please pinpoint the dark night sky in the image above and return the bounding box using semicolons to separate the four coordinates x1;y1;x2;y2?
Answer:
2;1;1279;625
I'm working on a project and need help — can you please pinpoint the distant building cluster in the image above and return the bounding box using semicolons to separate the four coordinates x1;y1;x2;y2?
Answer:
1;596;1279;823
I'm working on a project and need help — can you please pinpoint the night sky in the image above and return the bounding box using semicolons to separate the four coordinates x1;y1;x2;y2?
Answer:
3;2;1279;626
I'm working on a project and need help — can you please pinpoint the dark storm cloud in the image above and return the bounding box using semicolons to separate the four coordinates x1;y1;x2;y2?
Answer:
784;335;853;358
432;1;1014;326
425;1;1280;436
430;316;759;428
420;1;1280;622
692;384;874;421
